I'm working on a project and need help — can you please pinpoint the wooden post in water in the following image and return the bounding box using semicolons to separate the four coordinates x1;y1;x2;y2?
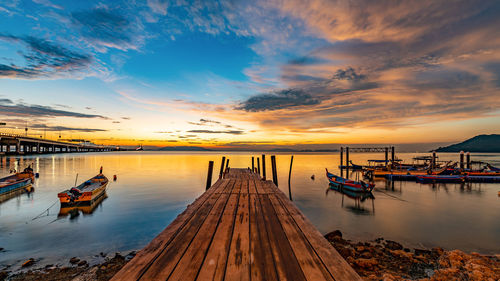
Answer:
460;151;464;170
391;146;395;168
345;147;350;179
271;155;278;186
340;147;344;177
252;157;254;172
219;156;226;179
288;155;294;201
432;152;436;170
257;157;261;175
466;152;471;170
385;147;389;166
262;154;266;180
206;161;214;190
225;159;230;172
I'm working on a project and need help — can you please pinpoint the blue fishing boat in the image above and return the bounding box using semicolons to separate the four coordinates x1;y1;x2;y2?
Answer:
326;169;374;192
416;175;465;183
0;166;35;197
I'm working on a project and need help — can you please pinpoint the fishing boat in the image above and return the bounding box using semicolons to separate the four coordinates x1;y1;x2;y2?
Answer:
338;161;364;170
58;167;108;207
326;169;374;192
416;175;465;183
0;166;35;198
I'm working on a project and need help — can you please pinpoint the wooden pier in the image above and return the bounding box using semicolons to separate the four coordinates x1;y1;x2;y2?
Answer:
112;168;361;281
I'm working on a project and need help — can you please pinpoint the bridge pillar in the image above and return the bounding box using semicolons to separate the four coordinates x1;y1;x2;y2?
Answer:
16;140;21;153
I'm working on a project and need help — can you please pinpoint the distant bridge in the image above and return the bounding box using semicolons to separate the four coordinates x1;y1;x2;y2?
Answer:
0;133;117;155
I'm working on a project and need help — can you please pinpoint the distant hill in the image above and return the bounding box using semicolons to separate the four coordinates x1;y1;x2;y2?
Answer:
157;146;212;151
434;134;500;152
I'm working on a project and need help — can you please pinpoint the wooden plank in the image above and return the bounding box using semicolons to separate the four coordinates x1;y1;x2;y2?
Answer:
248;179;257;194
111;179;228;281
254;179;266;195
274;191;363;281
249;193;279;280
268;194;334;281
258;194;307;281
224;180;250;281
196;193;239;281
138;185;229;280
167;192;231;281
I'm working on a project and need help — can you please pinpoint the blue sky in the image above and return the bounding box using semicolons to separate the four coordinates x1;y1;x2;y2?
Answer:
0;0;499;148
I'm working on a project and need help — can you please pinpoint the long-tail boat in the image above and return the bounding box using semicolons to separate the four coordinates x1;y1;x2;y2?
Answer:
0;166;35;197
416;175;466;183
326;169;374;192
58;167;108;207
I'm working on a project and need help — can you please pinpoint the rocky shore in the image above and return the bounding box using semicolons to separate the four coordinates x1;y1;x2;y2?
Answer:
1;232;499;281
0;252;135;281
325;230;500;280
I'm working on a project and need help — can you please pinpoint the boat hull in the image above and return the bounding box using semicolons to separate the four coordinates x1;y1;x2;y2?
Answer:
416;175;465;183
58;174;108;207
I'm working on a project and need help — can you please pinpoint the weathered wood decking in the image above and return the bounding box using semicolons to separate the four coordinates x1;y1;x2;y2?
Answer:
112;168;361;281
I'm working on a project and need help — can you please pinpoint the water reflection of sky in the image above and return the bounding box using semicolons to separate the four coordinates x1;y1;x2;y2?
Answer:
0;152;499;269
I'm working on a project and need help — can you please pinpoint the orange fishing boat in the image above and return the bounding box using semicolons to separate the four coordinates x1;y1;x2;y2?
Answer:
58;167;108;207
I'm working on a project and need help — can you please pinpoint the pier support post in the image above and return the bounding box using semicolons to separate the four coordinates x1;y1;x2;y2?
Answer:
340;147;344;177
460;151;464;170
432;152;436;170
385;147;389;166
16;140;20;153
206;161;214;190
391;146;395;167
466;152;471;170
346;147;350;179
271;155;278;186
288;155;293;201
262;154;266;180
252;157;254;172
225;159;230;173
219;156;226;179
257;157;260;175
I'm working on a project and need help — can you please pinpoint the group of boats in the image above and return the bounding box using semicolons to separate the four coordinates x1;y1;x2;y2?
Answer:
0;165;109;215
325;156;500;196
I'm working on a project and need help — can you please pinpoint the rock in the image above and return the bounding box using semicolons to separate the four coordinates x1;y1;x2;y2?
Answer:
385;240;403;250
100;252;106;257
77;260;87;266
360;252;372;259
21;258;35;267
432;247;444;257
415;248;432;256
0;248;4;251
0;271;7;281
354;258;378;269
45;264;54;268
324;230;342;240
69;257;80;264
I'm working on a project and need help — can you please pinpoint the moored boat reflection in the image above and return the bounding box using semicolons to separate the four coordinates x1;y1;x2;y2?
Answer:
326;184;375;215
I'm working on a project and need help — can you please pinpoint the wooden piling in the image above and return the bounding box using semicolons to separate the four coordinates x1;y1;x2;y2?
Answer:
271;155;278;186
385;147;389;164
432;152;436;170
219;156;226;179
460;151;464;169
252;157;254;172
346;147;350;179
257;157;260;175
225;159;230;172
391;146;395;167
288;155;293;201
206;161;214;190
262;154;266;180
340;147;343;177
466;152;471;170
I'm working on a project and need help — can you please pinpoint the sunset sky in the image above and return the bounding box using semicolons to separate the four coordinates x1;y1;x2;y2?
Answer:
1;0;499;150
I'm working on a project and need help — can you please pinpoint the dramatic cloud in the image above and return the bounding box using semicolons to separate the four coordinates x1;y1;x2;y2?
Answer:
187;129;244;135
0;102;108;119
237;88;320;112
70;7;144;51
0;34;92;79
30;124;107;132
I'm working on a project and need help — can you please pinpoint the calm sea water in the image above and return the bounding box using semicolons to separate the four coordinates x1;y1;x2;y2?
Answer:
0;152;499;269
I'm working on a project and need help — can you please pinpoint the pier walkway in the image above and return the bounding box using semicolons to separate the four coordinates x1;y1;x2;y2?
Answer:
112;168;361;281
